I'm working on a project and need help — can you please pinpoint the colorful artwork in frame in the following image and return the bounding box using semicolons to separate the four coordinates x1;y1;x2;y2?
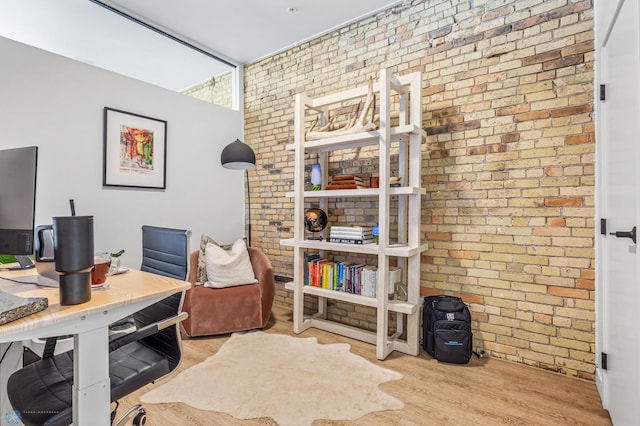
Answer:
103;107;167;189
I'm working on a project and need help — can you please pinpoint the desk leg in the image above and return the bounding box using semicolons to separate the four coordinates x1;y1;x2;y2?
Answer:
73;328;110;426
0;342;23;426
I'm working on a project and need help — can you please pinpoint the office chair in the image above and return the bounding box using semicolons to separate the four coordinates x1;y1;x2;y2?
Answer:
6;287;187;425
7;225;191;426
110;225;191;333
139;225;191;280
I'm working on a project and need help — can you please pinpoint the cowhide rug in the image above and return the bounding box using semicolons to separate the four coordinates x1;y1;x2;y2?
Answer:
141;331;404;425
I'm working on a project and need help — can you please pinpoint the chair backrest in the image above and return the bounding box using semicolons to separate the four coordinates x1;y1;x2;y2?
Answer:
140;225;191;280
136;225;191;370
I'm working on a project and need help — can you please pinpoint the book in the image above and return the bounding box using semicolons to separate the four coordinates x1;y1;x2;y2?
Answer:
331;226;373;232
329;231;373;237
332;175;365;182
361;266;378;297
353;264;367;295
322;262;333;289
304;253;320;285
344;264;353;293
330;226;373;237
337;263;345;291
326;175;369;190
331;225;372;229
311;258;329;287
327;237;375;244
325;183;368;189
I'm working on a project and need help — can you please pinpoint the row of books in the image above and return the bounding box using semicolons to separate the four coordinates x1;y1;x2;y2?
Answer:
328;225;374;244
305;257;378;297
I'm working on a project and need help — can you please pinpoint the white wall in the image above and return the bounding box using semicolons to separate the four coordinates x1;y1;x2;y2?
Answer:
0;36;245;269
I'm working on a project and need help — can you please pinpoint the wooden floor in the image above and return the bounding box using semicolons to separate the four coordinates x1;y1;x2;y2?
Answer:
120;306;612;425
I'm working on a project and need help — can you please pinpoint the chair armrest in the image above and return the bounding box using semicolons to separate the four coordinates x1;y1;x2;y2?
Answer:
186;250;200;288
109;312;188;351
248;247;275;327
248;247;274;291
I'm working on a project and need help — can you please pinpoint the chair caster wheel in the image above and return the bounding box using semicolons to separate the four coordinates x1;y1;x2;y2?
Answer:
133;409;147;425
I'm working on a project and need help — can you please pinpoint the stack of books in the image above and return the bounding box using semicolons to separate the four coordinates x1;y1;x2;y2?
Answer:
325;175;368;190
328;226;374;244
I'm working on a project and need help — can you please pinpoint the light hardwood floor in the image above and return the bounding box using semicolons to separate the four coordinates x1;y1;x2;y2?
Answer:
120;306;612;425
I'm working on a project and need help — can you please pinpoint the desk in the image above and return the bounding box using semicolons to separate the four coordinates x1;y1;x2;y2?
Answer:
0;268;189;426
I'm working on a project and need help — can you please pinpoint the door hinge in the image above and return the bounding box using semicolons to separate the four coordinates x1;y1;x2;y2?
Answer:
600;84;606;101
601;352;608;370
600;218;607;235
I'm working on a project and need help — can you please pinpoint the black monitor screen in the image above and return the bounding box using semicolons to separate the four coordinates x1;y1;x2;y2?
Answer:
0;146;38;257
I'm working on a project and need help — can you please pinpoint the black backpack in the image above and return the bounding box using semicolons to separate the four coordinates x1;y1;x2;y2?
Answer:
422;295;473;364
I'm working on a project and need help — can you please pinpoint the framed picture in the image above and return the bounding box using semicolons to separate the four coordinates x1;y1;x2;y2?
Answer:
103;107;167;189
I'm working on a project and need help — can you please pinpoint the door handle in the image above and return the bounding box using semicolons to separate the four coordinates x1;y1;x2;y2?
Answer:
609;226;637;244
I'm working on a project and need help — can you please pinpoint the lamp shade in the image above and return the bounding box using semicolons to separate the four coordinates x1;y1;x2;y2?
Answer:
221;139;256;170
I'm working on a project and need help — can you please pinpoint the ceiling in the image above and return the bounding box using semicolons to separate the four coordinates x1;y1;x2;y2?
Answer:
107;0;404;64
0;0;403;91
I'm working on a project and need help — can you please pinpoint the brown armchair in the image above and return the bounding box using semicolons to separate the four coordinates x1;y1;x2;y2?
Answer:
181;246;275;337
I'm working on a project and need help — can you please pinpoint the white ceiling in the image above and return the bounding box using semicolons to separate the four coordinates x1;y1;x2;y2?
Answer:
107;0;404;64
0;0;403;91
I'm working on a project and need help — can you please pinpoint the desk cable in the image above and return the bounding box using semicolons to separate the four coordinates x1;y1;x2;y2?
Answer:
0;276;52;287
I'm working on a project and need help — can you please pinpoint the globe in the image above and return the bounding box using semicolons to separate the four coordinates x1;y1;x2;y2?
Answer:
304;208;328;239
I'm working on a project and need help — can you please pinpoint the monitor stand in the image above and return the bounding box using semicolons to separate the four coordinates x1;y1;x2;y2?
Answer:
13;255;35;269
0;257;57;288
2;255;35;270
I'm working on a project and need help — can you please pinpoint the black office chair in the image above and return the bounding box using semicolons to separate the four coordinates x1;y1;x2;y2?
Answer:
7;225;191;426
110;225;191;333
139;225;191;280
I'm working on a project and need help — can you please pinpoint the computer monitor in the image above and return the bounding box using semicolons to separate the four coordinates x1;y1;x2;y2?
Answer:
0;146;38;269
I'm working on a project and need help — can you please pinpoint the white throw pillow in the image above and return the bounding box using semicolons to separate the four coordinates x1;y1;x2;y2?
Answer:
204;239;258;288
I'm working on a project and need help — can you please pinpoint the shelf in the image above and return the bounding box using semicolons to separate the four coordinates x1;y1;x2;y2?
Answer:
284;281;420;315
283;68;424;360
387;242;429;257
280;238;379;254
388;299;420;315
286;186;426;198
285;124;425;153
280;239;428;256
287;282;377;308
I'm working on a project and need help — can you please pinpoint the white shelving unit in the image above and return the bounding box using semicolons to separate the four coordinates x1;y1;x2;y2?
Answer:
280;69;426;360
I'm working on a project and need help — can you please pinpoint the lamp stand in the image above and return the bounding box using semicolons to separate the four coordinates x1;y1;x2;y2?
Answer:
246;168;252;246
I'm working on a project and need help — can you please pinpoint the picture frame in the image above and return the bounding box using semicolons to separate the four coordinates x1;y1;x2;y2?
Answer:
103;107;167;189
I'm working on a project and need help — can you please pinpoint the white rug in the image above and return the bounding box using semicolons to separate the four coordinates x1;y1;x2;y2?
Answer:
141;331;404;425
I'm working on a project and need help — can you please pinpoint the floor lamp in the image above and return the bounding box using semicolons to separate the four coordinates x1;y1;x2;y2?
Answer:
221;139;256;246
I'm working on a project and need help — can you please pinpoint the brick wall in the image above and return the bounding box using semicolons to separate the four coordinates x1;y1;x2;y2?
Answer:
182;70;233;109
244;0;595;379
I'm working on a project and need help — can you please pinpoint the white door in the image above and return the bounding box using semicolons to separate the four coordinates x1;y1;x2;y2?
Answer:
598;0;640;423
